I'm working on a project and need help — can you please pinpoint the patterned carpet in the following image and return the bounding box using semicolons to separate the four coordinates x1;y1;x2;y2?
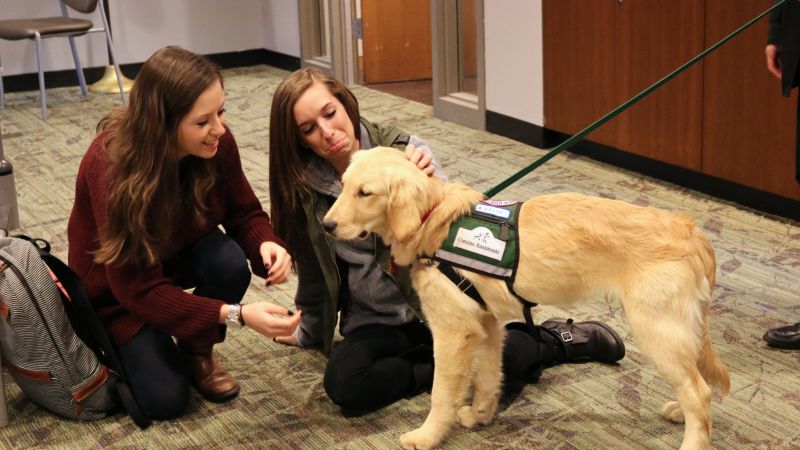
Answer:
0;65;799;449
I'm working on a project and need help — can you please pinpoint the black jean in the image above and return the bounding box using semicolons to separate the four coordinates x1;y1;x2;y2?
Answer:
116;229;251;420
795;93;800;183
322;320;561;416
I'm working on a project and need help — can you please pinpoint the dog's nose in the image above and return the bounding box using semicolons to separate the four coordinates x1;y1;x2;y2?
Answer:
322;219;337;234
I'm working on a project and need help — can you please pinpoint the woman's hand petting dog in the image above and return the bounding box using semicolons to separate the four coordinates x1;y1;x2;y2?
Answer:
260;241;292;286
241;303;301;338
404;144;436;177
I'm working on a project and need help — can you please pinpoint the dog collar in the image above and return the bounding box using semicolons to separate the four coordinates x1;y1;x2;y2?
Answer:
420;204;439;225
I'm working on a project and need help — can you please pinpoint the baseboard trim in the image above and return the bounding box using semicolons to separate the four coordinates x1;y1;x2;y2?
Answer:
485;111;800;222
1;48;300;94
486;110;549;149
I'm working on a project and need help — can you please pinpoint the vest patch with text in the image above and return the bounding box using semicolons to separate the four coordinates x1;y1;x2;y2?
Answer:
434;200;521;279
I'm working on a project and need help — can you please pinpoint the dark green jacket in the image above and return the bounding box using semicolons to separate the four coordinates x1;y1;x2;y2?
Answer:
294;118;422;355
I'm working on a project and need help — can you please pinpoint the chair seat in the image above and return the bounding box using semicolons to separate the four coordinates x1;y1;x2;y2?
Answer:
0;17;92;40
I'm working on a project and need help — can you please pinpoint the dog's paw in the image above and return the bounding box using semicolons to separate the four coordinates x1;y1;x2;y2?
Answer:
457;405;479;428
399;427;440;450
660;401;685;423
457;405;495;428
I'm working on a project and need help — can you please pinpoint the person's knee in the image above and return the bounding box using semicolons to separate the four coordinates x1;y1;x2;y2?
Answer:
134;377;191;420
323;364;366;411
207;245;251;292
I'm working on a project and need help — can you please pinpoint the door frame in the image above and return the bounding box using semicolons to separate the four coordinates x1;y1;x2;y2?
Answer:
432;0;486;130
298;0;485;130
298;0;358;85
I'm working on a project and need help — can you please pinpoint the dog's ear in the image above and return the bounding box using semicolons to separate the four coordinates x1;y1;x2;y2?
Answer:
387;174;424;243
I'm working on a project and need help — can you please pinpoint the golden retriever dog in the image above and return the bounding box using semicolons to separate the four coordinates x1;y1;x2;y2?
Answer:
323;147;730;450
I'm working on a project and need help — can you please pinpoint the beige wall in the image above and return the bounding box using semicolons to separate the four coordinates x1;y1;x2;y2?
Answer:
0;0;300;76
484;0;544;127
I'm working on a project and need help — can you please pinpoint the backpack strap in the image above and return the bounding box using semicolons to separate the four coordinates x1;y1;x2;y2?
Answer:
18;236;152;429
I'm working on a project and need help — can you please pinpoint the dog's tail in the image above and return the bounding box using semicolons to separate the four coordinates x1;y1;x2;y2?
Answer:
690;224;730;396
691;223;716;291
698;326;730;396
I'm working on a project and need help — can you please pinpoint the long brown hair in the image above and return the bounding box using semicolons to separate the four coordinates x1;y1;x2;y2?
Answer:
268;67;361;256
95;46;222;267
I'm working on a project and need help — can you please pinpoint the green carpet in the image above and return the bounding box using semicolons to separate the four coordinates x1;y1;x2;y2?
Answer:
0;65;798;449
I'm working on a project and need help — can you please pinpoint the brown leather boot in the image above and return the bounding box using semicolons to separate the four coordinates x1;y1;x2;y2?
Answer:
179;342;240;403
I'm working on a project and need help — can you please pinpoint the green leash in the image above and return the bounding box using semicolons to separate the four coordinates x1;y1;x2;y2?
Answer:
484;0;787;199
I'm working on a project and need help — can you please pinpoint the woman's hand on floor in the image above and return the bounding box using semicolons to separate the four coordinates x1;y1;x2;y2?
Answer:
273;334;299;346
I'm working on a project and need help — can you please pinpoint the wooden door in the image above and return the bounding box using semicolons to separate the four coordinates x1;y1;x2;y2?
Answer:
702;0;800;200
615;0;705;170
544;1;703;169
543;0;619;147
361;0;432;83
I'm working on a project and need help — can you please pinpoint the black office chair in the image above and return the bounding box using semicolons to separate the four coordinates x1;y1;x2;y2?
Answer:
0;0;126;120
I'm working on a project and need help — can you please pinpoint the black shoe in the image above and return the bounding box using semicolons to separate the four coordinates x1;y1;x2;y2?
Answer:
763;323;800;349
540;318;625;364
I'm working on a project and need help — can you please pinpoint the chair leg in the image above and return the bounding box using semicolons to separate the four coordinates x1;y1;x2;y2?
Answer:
98;0;126;104
0;364;8;427
34;32;47;120
109;50;125;104
67;36;88;97
0;54;5;108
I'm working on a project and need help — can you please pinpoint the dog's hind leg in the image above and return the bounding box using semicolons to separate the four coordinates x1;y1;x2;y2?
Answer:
457;316;504;428
625;304;712;450
660;369;712;450
400;325;483;450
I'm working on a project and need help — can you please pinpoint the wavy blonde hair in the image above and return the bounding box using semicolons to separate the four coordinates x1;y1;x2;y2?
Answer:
94;46;222;267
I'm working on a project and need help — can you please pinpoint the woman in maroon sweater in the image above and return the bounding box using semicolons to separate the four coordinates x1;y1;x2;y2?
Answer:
67;46;300;420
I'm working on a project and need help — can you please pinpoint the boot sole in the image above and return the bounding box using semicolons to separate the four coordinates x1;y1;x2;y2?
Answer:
195;384;241;403
764;339;800;350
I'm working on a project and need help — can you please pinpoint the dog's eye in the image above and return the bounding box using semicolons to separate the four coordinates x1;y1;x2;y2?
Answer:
357;188;372;197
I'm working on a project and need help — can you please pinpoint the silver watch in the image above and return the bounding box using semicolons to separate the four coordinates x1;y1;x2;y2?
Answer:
225;304;244;329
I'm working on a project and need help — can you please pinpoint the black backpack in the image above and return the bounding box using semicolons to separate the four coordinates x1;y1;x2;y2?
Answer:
0;234;150;428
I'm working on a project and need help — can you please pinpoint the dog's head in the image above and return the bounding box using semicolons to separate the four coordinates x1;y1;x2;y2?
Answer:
322;147;442;244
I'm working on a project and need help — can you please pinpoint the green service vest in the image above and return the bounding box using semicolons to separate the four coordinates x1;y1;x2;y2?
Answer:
434;200;521;280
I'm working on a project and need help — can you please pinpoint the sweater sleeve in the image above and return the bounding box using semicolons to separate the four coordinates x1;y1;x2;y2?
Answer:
291;225;328;348
82;142;225;345
104;264;225;345
218;131;284;279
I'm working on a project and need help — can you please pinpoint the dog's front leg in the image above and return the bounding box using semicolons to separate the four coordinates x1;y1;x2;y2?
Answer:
399;327;480;450
458;317;503;428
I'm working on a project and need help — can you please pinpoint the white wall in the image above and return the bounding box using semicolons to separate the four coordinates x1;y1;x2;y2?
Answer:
484;0;544;127
0;0;108;76
261;0;301;57
0;0;539;130
0;0;300;77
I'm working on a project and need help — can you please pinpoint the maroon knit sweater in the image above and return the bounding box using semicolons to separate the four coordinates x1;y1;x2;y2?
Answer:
68;129;281;346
